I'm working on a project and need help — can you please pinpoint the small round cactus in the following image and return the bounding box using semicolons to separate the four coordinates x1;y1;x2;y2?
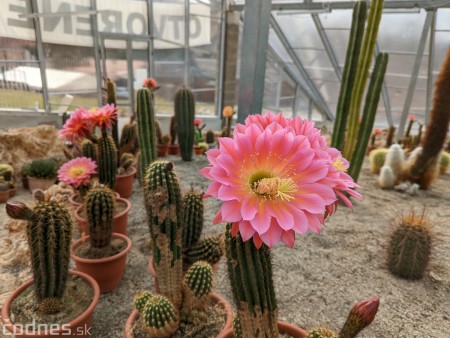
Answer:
184;235;224;267
307;327;339;338
182;261;213;311
369;148;388;174
140;294;180;338
134;291;154;312
388;210;433;280
439;151;450;174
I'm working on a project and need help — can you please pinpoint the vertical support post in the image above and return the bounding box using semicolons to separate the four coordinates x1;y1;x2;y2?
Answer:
30;0;49;113
425;9;436;124
237;0;272;123
147;0;155;77
127;40;135;114
275;69;283;111
308;98;313;120
91;0;102;106
397;9;433;140
292;83;298;118
215;0;227;118
184;0;190;86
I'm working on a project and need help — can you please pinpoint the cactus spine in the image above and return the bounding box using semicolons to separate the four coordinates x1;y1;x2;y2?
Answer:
182;190;204;250
182;261;213;311
6;194;72;314
81;139;97;164
97;131;118;189
225;223;279;338
137;88;157;181
388;210;432;280
85;184;116;248
175;87;195;161
138;294;180;338
144;161;183;308
184;235;224;267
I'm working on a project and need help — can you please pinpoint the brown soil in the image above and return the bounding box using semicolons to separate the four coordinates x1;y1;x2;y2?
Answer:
74;238;127;259
131;298;226;338
8;275;94;329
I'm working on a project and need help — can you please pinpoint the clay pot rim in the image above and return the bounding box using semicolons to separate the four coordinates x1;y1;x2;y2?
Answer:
71;232;132;264
117;166;137;178
0;270;100;335
124;292;233;338
74;197;131;222
218;321;308;338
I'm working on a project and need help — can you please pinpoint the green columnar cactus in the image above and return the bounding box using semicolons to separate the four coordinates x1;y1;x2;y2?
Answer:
307;328;339;338
138;294;180;338
182;261;213;311
170;116;177;145
343;0;385;159
81;139;98;164
119;122;138;156
6;193;72;315
175;87;195;161
331;0;367;150
106;78;119;148
182;190;204;251
388;211;432;279
144;161;183;308
184;235;224;267
369;148;388;174
348;52;389;181
137;88;157;182
85;184;116;248
155;120;163;144
385;125;396;148
134;291;154;312
97;131;118;188
225;223;279;338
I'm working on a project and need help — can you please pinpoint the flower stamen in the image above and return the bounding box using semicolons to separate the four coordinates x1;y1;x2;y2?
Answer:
253;177;297;201
332;157;347;172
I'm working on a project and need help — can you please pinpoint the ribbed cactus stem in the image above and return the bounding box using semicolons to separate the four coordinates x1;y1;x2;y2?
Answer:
134;291;154;312
225;223;279;338
105;78;119;149
385;125;396;147
140;294;180;338
343;0;385;159
144;161;183;309
175;87;195;161
81;139;97;164
170;116;177;145
182;261;213;311
137;88;157;182
331;0;367;150
182;190;204;250
85;184;116;248
348;52;389;181
97;130;118;188
119;122;138;156
184;235;224;267
6;195;72;315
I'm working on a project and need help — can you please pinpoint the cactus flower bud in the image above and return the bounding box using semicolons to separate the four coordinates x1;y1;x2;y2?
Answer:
339;297;380;338
6;201;33;220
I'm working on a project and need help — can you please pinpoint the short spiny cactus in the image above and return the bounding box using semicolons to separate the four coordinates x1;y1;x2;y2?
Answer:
182;261;213;311
175;87;195;161
184;235;224;267
139;294;180;338
369;148;388;174
134;291;154;312
0;164;14;181
388;210;432;280
182;190;204;251
439;151;450;174
6;193;72;314
81;139;98;164
85;183;116;248
119;122;138;156
307;328;339;338
97;132;118;188
118;152;135;175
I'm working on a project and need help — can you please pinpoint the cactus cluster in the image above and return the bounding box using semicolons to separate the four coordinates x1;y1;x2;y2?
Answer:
182;261;214;311
388;210;433;280
377;144;405;189
369;148;388;174
6;192;72;315
175;87;195;161
184;235;224;268
29;158;58;179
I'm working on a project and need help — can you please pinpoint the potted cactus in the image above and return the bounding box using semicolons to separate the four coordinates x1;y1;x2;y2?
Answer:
71;183;132;293
0;180;10;203
2;192;100;337
27;158;59;191
0;163;16;197
20;162;32;190
115;153;137;198
125;161;231;337
157;134;172;157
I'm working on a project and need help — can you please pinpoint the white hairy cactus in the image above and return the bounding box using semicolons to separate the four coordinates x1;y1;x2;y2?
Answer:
378;166;396;189
385;144;405;178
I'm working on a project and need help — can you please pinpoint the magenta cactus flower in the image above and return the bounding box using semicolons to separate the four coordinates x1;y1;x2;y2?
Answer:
57;157;97;189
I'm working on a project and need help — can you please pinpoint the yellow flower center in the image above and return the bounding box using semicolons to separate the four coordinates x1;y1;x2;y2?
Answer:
68;166;86;178
253;177;297;201
332;157;347;172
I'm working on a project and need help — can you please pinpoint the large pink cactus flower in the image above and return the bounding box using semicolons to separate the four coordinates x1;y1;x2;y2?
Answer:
59;107;92;142
57;157;97;188
86;104;117;130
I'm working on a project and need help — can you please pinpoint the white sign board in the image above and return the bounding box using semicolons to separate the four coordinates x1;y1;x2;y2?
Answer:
0;0;211;49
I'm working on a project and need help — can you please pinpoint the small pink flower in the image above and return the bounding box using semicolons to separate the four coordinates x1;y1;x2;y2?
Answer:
408;114;416;121
374;128;383;135
143;78;157;90
57;157;97;189
86;104;117;130
59;108;92;142
194;118;203;127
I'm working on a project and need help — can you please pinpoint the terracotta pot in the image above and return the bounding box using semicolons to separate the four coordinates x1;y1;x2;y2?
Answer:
0;190;9;203
74;198;131;235
124;292;233;338
114;166;136;198
69;191;120;209
157;144;168;157
71;233;132;293
28;177;56;192
1;270;100;338
22;176;29;190
218;321;308;338
9;188;17;197
167;144;180;155
194;146;203;155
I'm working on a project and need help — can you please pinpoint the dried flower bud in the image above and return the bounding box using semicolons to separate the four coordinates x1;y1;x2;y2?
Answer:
6;201;33;220
339;297;380;338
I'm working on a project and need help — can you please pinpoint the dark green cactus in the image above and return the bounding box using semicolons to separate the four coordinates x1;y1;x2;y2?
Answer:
85;183;116;248
144;160;183;308
137;88;157;182
29;158;58;179
205;130;215;144
97;132;118;188
119;122;138;156
6;193;72;315
134;290;154;312
307;328;339;338
81;139;97;164
182;190;204;250
184;235;224;267
388;211;432;280
225;223;279;338
169;116;177;145
174;87;195;161
139;294;180;338
182;261;213;311
105;78;119;148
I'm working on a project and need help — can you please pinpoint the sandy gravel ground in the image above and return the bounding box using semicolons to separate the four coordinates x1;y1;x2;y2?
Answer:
1;155;449;338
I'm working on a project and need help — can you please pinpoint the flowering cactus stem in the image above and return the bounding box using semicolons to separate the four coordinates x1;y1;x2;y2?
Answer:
225;223;279;338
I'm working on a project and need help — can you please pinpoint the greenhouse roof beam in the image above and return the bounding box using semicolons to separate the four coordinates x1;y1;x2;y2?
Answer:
397;9;434;140
270;15;333;120
311;14;342;81
231;1;450;11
